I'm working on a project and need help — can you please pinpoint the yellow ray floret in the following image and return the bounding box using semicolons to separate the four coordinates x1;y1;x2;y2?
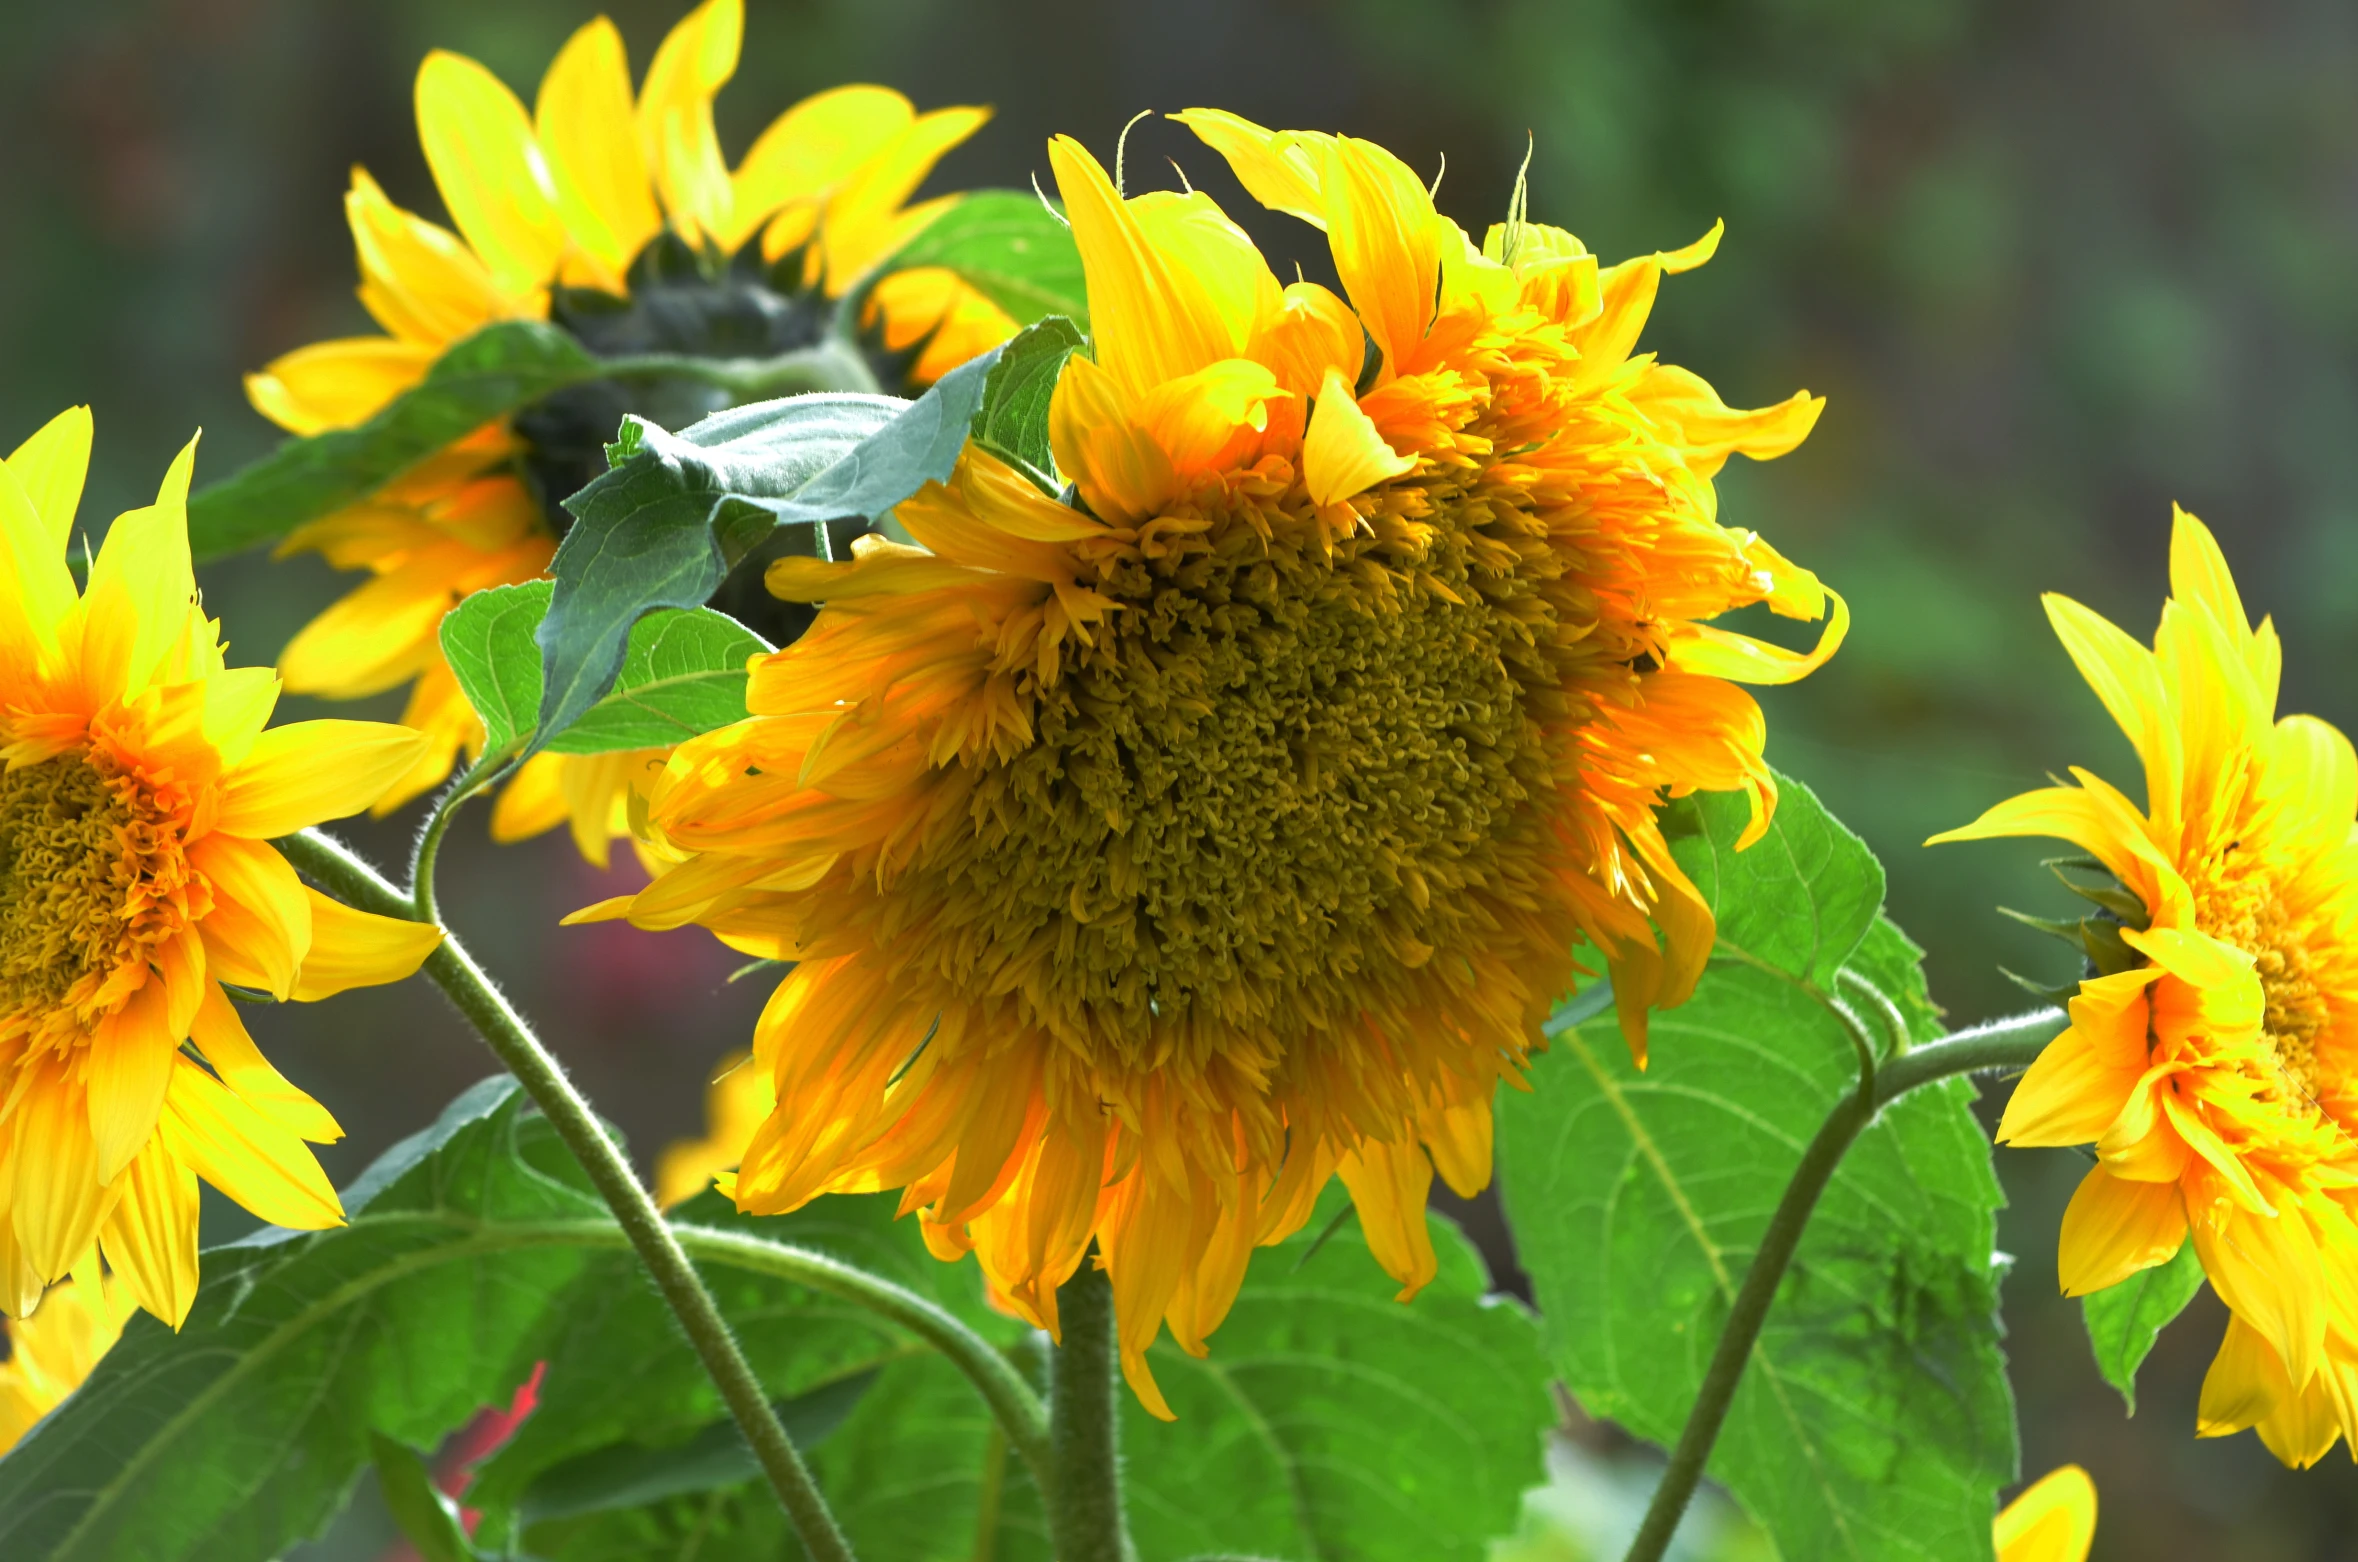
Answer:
1994;1465;2097;1562
1933;508;2358;1467
581;117;1838;1416
0;1272;136;1454
0;410;441;1328
245;0;1018;856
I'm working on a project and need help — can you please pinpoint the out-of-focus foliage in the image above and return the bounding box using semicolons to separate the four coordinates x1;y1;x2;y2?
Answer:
6;2;2357;1557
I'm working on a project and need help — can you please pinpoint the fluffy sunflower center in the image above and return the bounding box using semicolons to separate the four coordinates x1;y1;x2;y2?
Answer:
2191;842;2329;1102
0;753;140;1017
919;479;1557;1063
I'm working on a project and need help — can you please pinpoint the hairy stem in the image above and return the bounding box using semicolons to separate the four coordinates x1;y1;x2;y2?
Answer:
1620;1004;2063;1562
407;751;509;925
278;829;859;1562
1046;1264;1131;1562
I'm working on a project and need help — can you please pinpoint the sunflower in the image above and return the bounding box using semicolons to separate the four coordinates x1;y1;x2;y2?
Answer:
577;115;1838;1414
245;0;1018;853
1932;508;2358;1466
0;1273;133;1455
0;408;442;1327
1995;1466;2096;1562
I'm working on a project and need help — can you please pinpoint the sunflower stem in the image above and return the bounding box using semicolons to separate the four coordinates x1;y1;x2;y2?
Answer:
1619;1004;2063;1562
276;828;861;1562
1046;1263;1133;1562
408;749;510;925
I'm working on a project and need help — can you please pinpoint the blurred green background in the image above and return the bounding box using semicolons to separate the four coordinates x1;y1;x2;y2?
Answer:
5;0;2357;1556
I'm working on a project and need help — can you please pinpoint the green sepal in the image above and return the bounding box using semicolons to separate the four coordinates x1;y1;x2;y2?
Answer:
187;321;600;561
532;343;1002;757
440;579;770;761
2081;1240;2207;1415
2046;856;2150;925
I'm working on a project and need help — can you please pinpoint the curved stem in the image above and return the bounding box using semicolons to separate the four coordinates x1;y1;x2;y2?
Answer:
455;1216;1053;1493
1046;1264;1132;1562
1619;1002;2066;1562
278;830;858;1562
600;341;883;400
408;751;510;925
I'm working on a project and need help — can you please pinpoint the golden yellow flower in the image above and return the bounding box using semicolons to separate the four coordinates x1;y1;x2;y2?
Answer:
1933;508;2358;1466
655;1049;773;1208
0;1274;135;1455
0;409;442;1327
579;115;1838;1415
245;0;1018;851
1994;1466;2096;1562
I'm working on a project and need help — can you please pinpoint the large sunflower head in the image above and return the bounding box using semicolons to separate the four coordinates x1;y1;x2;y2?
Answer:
246;0;1018;844
0;409;441;1328
582;114;1839;1414
1933;508;2358;1466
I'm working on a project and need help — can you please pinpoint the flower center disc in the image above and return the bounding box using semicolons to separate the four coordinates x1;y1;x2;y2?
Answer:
0;754;137;1018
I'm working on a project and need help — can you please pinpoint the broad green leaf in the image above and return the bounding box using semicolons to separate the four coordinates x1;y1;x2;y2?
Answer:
188;321;599;561
517;1486;796;1562
875;191;1087;330
511;1184;1543;1562
1500;778;2017;1562
467;1188;1021;1547
2081;1240;2205;1414
0;1079;596;1562
973;316;1085;487
370;1433;476;1562
439;580;768;759
535;345;1001;755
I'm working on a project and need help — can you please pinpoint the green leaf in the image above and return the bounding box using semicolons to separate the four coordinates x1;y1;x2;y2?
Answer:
2081;1240;2205;1415
1122;1183;1551;1562
972;316;1085;487
370;1433;477;1562
875;191;1087;330
187;321;600;561
439;580;769;759
535;344;1002;756
1499;777;2017;1562
467;1188;1020;1548
0;1079;598;1562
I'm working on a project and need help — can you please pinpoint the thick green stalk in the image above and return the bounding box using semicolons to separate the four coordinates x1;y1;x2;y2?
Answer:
1046;1264;1131;1562
1619;1006;2063;1562
278;829;858;1562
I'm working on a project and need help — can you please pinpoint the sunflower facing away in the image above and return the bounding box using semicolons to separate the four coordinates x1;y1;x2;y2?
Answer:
245;0;1017;858
581;113;1840;1413
1934;509;2358;1466
0;408;442;1329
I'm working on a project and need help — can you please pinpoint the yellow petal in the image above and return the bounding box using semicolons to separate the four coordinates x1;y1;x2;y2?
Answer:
243;337;436;438
488;750;572;845
1322;135;1444;379
190;982;343;1142
2057;1166;2187;1296
215;720;431;838
1335;1135;1438;1302
99;1136;201;1329
1048;135;1241;400
290;887;441;1002
192;833;312;999
75;433;200;701
1302;365;1414;506
535;17;660;282
637;0;741;247
415;50;568;298
0;451;75;675
1992;1009;2132;1147
5;404;93;544
2042;592;2181;837
345;167;514;343
9;1074;116;1282
85;980;181;1184
732;84;912;252
2167;506;2250;639
1993;1465;2097;1562
1662;589;1848;686
159;1060;343;1231
1172;108;1333;228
